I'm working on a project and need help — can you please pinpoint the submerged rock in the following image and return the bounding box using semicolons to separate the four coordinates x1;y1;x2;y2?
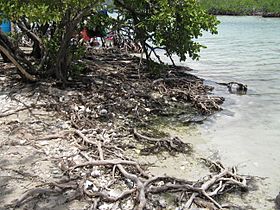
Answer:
227;82;247;95
178;113;207;124
217;81;248;95
276;192;280;209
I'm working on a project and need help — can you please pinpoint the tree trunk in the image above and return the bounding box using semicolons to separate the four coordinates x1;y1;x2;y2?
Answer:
17;20;44;60
0;45;36;81
55;46;71;83
31;41;42;59
31;23;49;59
55;21;74;83
0;31;36;81
0;51;11;63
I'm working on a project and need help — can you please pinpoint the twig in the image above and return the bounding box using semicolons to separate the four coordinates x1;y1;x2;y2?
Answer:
0;107;29;118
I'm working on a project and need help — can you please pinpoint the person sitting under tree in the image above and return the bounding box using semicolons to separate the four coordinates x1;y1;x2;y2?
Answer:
80;10;109;47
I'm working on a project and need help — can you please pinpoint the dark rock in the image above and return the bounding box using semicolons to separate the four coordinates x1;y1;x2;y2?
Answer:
217;81;247;95
227;82;247;95
276;192;280;210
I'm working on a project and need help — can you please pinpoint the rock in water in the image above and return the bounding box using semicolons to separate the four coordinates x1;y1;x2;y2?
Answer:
227;82;247;95
276;192;280;209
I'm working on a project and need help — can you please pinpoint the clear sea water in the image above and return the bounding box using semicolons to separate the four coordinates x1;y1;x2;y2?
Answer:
158;16;280;208
184;16;280;207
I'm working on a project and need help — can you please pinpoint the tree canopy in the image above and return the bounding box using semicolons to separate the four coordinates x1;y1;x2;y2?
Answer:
114;0;219;64
0;0;219;82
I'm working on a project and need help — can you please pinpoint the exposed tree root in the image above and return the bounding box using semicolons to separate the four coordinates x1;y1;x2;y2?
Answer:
133;128;192;155
10;126;250;210
8;149;247;208
2;49;251;210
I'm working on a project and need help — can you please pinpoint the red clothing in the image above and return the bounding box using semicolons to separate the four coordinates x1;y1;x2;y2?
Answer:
80;28;91;41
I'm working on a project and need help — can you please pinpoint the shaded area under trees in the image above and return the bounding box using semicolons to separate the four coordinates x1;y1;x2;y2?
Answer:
0;0;219;83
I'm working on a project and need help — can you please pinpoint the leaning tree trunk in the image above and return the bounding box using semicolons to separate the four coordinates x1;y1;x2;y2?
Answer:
17;20;45;60
31;41;42;59
0;31;36;81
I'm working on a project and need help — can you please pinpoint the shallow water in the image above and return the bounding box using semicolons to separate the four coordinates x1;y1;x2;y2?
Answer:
179;16;280;206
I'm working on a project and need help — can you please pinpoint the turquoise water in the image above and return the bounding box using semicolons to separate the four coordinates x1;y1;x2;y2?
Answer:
183;16;280;206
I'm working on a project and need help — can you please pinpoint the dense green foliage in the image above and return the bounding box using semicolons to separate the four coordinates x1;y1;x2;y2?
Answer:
0;0;104;81
199;0;280;15
0;0;219;82
114;0;219;63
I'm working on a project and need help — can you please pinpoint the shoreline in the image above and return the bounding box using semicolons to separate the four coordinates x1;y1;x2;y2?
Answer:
199;0;280;18
209;12;280;18
0;49;258;209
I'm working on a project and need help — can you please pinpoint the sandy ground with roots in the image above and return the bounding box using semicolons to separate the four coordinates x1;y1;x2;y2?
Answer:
0;50;270;210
